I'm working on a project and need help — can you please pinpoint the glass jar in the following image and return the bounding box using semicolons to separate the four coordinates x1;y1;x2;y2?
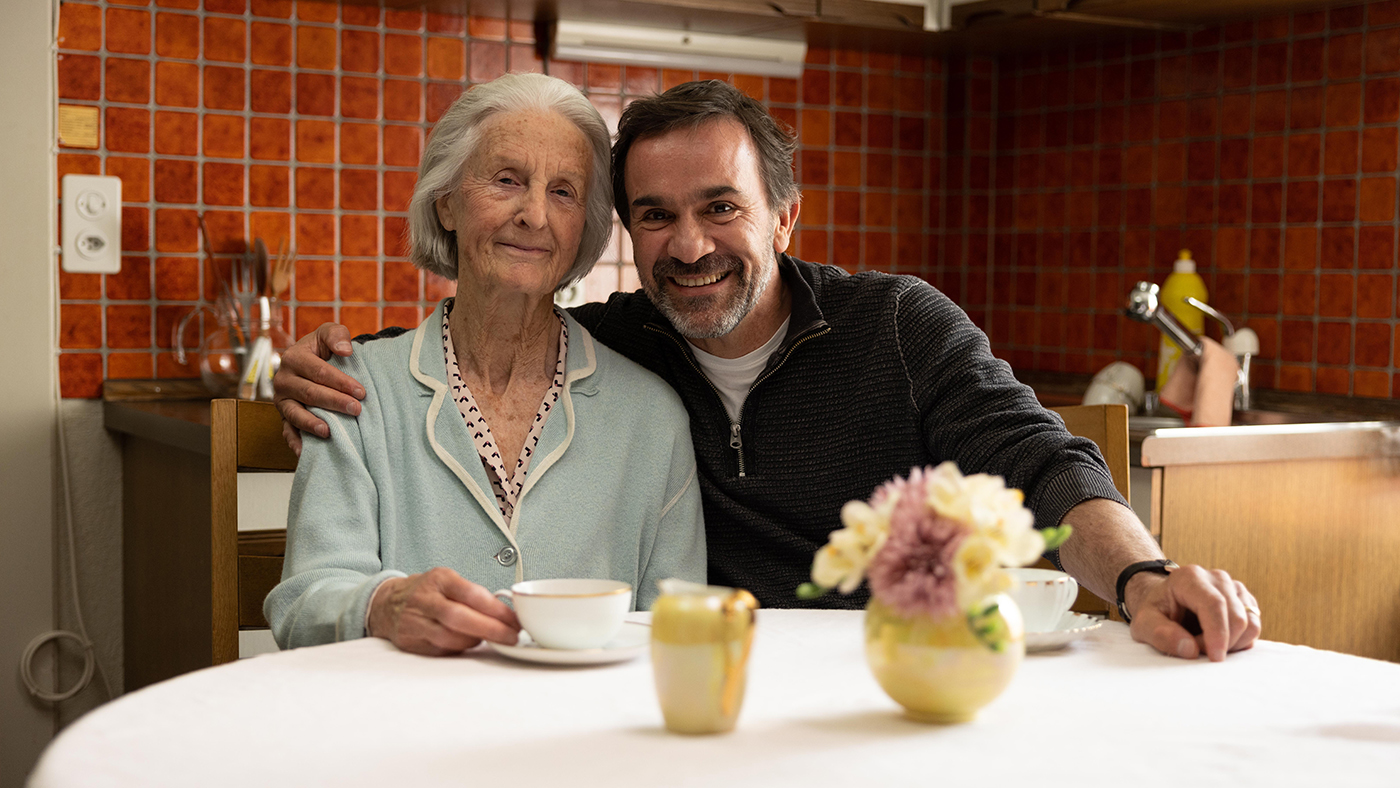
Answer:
175;296;291;400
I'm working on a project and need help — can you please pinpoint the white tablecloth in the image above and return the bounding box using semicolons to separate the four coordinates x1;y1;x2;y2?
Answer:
30;611;1400;787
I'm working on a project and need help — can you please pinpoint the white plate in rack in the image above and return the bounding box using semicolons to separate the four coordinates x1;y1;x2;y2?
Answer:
1025;612;1102;653
487;621;650;666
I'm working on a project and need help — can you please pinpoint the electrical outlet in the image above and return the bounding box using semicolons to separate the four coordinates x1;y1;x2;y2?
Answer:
61;174;122;274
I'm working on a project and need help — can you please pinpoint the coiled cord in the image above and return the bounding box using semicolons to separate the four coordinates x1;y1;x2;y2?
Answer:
21;632;95;704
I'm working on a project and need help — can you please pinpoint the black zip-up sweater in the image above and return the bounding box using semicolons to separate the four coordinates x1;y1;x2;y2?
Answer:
569;256;1124;608
365;256;1125;608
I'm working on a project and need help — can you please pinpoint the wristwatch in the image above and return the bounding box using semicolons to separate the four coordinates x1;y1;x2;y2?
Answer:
1114;559;1179;623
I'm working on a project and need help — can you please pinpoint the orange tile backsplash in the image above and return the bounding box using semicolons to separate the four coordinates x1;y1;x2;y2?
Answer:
955;1;1400;398
54;0;1398;399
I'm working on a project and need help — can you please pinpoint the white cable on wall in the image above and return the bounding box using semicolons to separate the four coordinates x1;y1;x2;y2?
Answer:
20;0;114;705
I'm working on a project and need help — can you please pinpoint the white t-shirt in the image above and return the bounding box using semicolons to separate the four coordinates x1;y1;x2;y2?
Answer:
686;317;790;423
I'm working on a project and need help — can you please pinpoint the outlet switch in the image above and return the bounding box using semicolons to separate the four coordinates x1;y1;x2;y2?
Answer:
62;174;122;274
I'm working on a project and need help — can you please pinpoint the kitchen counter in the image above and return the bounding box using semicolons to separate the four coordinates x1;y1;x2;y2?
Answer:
104;381;219;691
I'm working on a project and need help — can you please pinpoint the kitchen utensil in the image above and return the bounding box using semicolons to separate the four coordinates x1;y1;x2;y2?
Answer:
237;296;285;401
269;239;294;298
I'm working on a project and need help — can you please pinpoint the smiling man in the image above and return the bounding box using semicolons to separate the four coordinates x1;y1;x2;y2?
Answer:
275;80;1261;661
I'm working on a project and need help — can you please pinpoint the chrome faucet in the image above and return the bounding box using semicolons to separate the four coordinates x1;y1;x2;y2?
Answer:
1184;296;1254;411
1124;282;1256;412
1124;282;1203;357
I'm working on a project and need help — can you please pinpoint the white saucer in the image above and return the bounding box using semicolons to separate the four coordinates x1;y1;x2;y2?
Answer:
1025;612;1102;653
487;621;650;666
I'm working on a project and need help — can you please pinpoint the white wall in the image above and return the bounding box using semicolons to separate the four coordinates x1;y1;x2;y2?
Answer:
0;0;58;784
54;401;124;730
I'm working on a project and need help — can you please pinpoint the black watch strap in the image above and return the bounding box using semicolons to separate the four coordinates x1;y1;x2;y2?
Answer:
1115;559;1179;623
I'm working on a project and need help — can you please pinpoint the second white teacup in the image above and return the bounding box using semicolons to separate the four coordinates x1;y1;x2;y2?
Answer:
1005;568;1078;633
494;578;632;650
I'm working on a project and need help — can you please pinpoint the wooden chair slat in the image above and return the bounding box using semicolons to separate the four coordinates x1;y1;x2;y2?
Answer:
1042;403;1132;617
212;400;296;663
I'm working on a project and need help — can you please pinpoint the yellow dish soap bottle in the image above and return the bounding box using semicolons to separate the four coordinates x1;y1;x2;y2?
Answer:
1155;249;1207;391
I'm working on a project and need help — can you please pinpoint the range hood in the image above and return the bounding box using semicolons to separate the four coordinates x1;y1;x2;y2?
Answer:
553;20;808;77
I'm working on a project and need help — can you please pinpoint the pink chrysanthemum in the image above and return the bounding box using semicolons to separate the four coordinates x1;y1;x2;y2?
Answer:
866;470;970;618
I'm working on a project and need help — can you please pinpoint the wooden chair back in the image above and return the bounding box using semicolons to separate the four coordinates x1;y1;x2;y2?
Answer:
1037;403;1132;616
210;399;296;665
1050;404;1131;504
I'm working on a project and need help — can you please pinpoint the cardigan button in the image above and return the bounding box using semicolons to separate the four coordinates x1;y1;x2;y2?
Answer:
494;546;517;567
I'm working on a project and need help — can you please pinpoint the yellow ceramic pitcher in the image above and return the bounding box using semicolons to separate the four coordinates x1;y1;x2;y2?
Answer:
650;579;759;735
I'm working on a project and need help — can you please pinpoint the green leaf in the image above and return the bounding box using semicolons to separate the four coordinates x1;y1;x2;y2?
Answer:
967;599;1011;653
1041;523;1073;551
795;582;830;600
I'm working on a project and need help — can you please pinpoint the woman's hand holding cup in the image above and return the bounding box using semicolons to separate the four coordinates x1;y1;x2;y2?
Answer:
368;567;521;656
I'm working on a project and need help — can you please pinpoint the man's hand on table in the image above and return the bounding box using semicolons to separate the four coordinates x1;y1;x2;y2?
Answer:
1124;565;1261;661
272;322;364;456
1056;498;1260;661
368;567;522;655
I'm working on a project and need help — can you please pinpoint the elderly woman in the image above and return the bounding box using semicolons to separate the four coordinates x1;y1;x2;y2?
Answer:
265;74;705;655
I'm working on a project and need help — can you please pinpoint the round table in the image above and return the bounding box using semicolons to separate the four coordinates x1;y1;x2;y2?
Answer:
29;611;1400;787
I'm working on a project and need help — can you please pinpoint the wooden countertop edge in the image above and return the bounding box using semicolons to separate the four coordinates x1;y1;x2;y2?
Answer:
104;399;212;456
103;380;214;455
1141;421;1400;467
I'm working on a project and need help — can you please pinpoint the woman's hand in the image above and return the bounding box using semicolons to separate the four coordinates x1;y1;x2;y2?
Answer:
368;568;522;656
272;322;365;454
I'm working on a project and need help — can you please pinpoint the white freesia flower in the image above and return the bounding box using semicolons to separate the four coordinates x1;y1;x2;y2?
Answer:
924;462;969;522
811;543;856;590
924;462;1044;568
810;499;893;594
952;535;1011;609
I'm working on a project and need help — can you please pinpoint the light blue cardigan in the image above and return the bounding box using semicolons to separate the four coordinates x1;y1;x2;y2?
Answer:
265;301;706;649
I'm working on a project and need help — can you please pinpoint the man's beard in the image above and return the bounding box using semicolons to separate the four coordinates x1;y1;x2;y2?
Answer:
641;251;773;340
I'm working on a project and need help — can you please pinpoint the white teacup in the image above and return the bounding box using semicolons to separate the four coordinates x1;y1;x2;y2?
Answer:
494;579;632;650
1005;568;1078;633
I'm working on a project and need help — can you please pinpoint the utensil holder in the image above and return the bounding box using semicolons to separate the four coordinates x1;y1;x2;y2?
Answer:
174;297;290;400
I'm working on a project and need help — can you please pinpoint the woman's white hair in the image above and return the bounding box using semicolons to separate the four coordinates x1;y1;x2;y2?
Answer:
407;73;613;289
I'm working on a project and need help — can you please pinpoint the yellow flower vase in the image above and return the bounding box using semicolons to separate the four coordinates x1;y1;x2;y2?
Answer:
864;596;1025;724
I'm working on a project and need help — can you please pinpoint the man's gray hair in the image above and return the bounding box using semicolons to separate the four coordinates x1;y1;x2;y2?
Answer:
407;73;613;289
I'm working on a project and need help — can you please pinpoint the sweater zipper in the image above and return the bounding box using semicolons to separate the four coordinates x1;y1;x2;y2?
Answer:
646;325;746;473
732;326;830;477
646;323;830;479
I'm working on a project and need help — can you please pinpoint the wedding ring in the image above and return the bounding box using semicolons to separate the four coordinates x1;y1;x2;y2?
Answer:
1244;603;1261;618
